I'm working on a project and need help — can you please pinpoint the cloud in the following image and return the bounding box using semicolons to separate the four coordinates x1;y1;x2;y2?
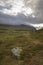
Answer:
34;0;43;19
0;13;43;25
1;0;42;18
0;0;36;16
0;0;43;26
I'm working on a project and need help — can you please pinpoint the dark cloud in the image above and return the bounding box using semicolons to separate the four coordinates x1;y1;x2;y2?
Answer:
0;13;43;25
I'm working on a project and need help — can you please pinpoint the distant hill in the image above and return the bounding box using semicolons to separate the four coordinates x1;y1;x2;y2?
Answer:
0;24;36;30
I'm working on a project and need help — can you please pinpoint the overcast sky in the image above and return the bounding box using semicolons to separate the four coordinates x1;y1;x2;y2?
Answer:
0;0;43;27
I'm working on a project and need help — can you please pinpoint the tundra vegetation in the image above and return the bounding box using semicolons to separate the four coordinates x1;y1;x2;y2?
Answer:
0;26;43;65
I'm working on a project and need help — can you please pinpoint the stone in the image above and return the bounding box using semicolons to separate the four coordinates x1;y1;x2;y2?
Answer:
11;47;22;57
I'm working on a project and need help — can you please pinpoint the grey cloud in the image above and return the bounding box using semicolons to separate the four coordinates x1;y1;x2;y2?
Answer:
0;0;43;25
36;0;43;10
34;0;43;19
0;13;43;25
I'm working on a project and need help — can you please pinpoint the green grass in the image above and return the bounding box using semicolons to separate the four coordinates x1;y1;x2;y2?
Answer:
0;27;43;65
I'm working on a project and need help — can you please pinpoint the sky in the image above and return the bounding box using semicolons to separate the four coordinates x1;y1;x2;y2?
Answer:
0;0;43;28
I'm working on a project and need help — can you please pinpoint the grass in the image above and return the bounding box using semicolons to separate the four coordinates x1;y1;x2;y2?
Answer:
0;26;43;65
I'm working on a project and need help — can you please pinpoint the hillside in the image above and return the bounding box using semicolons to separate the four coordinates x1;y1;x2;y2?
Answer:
0;24;36;30
0;26;43;65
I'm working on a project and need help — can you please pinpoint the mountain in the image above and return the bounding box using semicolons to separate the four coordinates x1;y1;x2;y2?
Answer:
0;24;36;30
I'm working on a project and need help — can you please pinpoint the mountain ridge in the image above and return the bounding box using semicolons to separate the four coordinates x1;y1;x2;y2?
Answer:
0;24;36;30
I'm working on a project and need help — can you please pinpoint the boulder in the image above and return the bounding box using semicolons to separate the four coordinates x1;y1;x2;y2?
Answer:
11;47;22;58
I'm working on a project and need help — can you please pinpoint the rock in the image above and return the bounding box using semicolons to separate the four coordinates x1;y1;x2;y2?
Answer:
11;47;22;58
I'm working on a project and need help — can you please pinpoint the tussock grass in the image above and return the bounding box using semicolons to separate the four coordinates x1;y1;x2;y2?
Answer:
0;27;43;65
